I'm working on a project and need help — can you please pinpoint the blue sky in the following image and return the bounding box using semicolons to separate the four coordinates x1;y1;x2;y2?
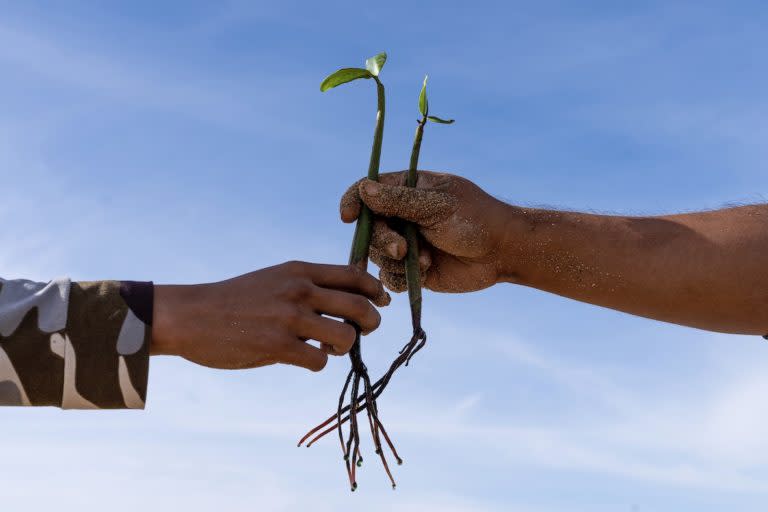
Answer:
2;1;768;510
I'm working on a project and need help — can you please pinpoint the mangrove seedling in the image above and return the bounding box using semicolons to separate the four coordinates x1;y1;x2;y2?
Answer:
299;52;400;492
298;73;454;491
401;75;454;366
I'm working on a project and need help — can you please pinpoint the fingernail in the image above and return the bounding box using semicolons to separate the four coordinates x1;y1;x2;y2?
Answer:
386;242;399;259
363;180;381;196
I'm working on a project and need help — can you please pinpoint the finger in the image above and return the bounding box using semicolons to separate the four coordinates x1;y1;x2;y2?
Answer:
309;288;381;335
418;245;432;271
339;172;408;223
283;341;328;372
371;245;432;274
340;178;363;223
358;179;458;225
379;270;407;293
379;269;427;293
370;246;406;274
371;219;406;259
305;263;391;307
377;171;409;186
296;313;357;354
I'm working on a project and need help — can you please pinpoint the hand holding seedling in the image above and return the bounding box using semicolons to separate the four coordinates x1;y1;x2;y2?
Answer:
343;171;768;335
341;171;512;293
151;261;388;370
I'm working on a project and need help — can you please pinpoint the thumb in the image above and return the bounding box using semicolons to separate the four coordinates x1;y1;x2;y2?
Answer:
358;179;457;225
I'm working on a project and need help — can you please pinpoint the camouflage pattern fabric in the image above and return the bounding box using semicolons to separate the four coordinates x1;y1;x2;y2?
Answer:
0;278;152;409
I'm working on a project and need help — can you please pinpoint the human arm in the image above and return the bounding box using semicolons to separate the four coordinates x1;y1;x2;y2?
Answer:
0;261;388;408
341;171;768;335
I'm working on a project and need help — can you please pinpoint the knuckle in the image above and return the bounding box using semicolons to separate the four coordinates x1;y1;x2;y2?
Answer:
280;278;314;301
281;260;305;274
293;280;314;300
346;263;365;280
280;304;303;326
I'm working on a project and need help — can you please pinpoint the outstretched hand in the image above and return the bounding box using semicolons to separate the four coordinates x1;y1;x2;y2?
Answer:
152;261;390;372
340;171;513;293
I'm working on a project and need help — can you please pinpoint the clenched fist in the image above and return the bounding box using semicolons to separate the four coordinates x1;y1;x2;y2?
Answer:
340;171;514;293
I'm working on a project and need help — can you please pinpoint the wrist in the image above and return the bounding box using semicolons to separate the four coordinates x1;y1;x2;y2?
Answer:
494;203;536;285
151;284;194;356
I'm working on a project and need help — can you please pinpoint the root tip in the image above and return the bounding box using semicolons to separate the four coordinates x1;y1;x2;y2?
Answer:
356;458;363;467
396;458;403;465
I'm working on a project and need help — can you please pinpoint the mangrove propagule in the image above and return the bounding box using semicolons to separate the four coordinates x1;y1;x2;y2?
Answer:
299;59;453;492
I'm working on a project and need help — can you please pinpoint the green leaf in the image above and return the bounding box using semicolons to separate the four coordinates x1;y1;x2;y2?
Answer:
427;115;455;124
418;75;429;116
365;52;387;76
320;68;373;92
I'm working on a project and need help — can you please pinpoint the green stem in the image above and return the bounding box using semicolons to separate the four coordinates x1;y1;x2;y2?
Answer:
404;116;427;329
341;75;386;489
349;77;385;266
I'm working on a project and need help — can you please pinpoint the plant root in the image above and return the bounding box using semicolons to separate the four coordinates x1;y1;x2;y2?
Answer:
298;325;426;489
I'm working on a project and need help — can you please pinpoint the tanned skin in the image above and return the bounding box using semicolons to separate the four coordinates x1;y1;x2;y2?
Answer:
340;171;768;336
151;261;390;370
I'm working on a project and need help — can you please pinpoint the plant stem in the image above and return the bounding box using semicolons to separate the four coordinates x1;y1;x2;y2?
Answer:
348;77;385;266
404;116;427;334
301;74;445;490
339;75;389;491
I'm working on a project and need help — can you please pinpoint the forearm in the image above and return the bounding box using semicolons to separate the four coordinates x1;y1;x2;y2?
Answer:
500;204;768;335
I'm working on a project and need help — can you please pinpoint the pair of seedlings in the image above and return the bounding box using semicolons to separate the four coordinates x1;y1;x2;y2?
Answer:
297;52;453;491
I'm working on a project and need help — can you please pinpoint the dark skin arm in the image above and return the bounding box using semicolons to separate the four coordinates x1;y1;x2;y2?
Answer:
150;261;390;371
340;171;768;335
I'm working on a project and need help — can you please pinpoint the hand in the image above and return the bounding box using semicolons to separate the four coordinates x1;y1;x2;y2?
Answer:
151;261;390;371
340;171;513;293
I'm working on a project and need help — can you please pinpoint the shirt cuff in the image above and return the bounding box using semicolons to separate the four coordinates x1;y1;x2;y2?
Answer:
61;280;152;409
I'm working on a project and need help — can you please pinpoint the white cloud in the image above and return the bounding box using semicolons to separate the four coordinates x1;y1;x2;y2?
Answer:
0;22;270;125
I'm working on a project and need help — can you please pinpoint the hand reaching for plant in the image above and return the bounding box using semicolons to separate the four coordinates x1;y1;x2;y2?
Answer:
151;261;390;371
340;171;513;293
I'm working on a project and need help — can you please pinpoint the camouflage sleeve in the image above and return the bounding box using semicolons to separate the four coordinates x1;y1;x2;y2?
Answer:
0;277;153;409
